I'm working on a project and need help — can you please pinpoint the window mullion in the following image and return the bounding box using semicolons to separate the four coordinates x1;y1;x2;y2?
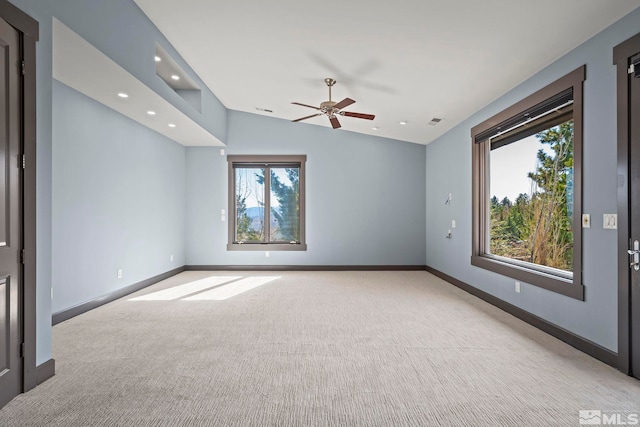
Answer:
264;166;271;243
231;166;238;243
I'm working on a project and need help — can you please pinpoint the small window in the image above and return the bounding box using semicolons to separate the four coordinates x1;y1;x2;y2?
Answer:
227;155;306;251
471;66;585;300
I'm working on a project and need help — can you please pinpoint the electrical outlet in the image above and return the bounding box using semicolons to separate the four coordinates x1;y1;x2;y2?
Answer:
220;148;225;156
170;254;174;262
117;269;123;279
515;282;521;293
265;251;270;258
451;220;456;229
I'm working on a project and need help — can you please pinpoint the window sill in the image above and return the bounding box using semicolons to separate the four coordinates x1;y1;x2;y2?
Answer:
471;255;584;300
227;243;307;252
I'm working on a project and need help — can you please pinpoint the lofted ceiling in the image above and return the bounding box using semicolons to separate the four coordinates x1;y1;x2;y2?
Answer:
133;0;640;145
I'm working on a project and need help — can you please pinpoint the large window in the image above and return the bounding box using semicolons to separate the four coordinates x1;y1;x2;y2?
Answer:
227;155;306;251
471;66;585;300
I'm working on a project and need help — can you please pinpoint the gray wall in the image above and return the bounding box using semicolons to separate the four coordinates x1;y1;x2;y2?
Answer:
52;81;185;314
186;111;427;266
7;0;639;367
425;8;640;352
7;0;227;365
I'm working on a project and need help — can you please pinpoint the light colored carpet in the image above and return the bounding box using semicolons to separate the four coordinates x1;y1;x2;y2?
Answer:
1;270;639;426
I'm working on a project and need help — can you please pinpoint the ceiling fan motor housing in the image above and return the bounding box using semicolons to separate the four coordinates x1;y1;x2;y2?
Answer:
320;100;337;115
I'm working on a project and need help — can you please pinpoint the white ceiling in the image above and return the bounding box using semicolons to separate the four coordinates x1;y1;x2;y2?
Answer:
133;0;640;145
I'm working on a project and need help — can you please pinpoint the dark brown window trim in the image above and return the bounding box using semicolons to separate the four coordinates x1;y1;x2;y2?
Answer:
227;243;308;252
471;66;586;300
227;155;307;251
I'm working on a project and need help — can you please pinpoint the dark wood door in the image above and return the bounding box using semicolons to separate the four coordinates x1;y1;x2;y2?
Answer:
0;16;23;407
631;54;640;380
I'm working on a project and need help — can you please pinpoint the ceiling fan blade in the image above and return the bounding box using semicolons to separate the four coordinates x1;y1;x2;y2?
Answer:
329;116;341;129
340;111;375;120
291;102;320;110
292;113;322;122
333;97;355;110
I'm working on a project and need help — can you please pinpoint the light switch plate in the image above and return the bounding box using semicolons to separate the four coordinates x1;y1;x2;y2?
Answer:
582;214;590;228
603;213;617;229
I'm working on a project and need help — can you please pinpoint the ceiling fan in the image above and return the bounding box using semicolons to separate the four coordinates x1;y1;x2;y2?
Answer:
291;78;375;129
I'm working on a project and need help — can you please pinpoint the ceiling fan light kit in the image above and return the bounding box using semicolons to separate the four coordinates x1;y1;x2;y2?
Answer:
292;78;375;129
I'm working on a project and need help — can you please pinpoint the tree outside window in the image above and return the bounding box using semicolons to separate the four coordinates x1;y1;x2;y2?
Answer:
489;120;574;272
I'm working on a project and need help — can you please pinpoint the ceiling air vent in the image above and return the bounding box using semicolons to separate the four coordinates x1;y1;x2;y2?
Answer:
428;118;442;126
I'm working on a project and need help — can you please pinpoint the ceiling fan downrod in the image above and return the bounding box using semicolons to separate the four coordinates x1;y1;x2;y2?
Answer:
324;78;336;103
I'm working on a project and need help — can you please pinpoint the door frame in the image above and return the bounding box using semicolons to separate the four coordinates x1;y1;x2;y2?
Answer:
0;0;38;392
615;32;640;376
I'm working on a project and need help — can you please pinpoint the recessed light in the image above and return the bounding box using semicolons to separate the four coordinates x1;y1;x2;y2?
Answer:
154;55;161;62
117;92;129;98
399;121;408;125
372;126;379;130
147;111;156;116
168;123;176;128
170;75;180;81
